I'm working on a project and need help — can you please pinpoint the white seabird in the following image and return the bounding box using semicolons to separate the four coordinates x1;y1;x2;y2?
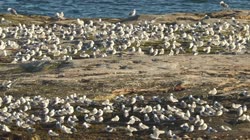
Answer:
55;12;65;20
76;18;84;26
127;116;136;125
144;113;150;122
153;114;160;123
198;123;208;130
208;88;217;96
220;1;229;9
129;96;137;105
240;90;249;97
7;8;18;15
105;125;115;133
243;104;247;112
166;130;174;138
207;127;218;133
129;9;136;17
237;106;243;116
0;80;13;90
220;125;232;131
82;122;91;129
168;93;178;103
180;123;189;132
48;129;59;137
123;109;130;118
0;124;11;132
150;133;161;140
152;126;165;139
111;115;120;122
61;125;72;134
126;125;138;136
76;106;90;113
139;122;149;130
232;103;241;109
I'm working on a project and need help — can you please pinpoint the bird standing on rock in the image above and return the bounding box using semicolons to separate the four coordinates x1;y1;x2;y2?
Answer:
105;125;115;133
0;80;17;95
56;12;65;20
208;88;217;96
7;8;18;15
151;126;165;139
48;130;59;137
129;9;136;17
220;1;229;9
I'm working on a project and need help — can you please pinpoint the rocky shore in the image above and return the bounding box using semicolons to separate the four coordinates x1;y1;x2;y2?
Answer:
0;10;249;139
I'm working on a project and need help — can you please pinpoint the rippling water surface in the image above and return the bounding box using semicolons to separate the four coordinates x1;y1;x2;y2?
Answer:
0;0;249;18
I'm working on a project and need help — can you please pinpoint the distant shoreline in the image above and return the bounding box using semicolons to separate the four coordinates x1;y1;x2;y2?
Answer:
0;9;249;27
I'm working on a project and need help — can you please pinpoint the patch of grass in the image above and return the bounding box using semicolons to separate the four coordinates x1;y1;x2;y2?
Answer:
20;61;70;73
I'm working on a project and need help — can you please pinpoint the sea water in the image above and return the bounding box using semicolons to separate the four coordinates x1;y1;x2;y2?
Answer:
0;0;249;18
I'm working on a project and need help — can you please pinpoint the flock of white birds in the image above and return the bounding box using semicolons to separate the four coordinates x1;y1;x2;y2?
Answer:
0;87;249;139
0;7;249;63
